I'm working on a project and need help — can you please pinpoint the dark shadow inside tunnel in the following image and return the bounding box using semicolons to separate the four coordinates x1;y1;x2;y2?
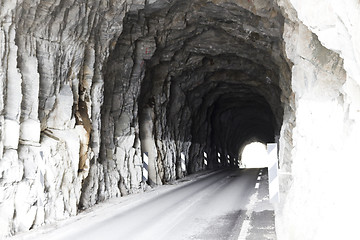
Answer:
100;0;291;184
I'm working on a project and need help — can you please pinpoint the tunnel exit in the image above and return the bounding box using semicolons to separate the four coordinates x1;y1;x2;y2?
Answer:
239;141;280;204
239;142;269;169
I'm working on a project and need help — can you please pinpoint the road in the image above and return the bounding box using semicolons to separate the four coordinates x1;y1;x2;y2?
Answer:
12;168;276;240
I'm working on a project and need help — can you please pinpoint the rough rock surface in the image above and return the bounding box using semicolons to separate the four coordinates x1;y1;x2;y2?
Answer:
0;0;359;239
0;0;289;236
98;0;289;190
275;0;360;239
0;0;141;236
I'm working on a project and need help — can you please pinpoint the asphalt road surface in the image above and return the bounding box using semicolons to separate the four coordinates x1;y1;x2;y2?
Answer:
12;168;276;240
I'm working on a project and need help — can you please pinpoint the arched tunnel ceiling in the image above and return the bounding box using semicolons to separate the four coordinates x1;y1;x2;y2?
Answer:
104;0;290;165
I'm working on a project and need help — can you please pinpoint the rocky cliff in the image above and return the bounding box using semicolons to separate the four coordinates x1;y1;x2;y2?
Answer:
0;0;289;235
0;0;359;239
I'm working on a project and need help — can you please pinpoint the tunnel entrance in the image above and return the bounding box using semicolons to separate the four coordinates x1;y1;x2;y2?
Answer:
97;1;355;239
101;0;291;185
2;0;358;238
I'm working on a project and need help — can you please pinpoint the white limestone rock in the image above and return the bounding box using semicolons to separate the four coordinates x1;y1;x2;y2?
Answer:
275;1;360;239
4;24;22;123
20;119;41;144
46;85;75;130
0;188;15;237
0;0;141;237
3;119;20;150
14;182;37;232
0;150;23;183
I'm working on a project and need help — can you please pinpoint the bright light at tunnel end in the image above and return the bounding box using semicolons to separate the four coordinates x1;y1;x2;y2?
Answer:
239;142;269;169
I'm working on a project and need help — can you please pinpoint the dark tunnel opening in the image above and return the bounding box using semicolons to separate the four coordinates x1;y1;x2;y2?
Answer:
101;0;291;184
208;89;276;165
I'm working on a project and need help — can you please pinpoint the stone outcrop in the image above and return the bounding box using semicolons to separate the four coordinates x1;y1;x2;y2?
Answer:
0;0;138;235
275;0;360;239
0;0;359;239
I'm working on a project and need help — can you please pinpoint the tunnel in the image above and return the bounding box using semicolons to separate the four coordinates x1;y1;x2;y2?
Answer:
101;0;290;185
1;0;359;239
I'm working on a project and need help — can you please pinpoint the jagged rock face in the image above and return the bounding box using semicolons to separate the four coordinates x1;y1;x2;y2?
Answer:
0;0;359;239
98;0;289;189
0;0;289;236
276;0;360;239
0;0;140;235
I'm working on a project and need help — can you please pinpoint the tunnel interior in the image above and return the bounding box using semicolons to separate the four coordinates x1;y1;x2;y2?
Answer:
102;0;291;183
1;0;357;237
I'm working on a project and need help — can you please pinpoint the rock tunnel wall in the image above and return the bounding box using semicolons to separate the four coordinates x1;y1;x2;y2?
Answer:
0;0;359;239
0;0;142;235
99;0;289;191
0;0;289;236
276;0;360;239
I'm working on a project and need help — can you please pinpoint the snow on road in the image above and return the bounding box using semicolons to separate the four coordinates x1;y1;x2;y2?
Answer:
9;168;275;240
